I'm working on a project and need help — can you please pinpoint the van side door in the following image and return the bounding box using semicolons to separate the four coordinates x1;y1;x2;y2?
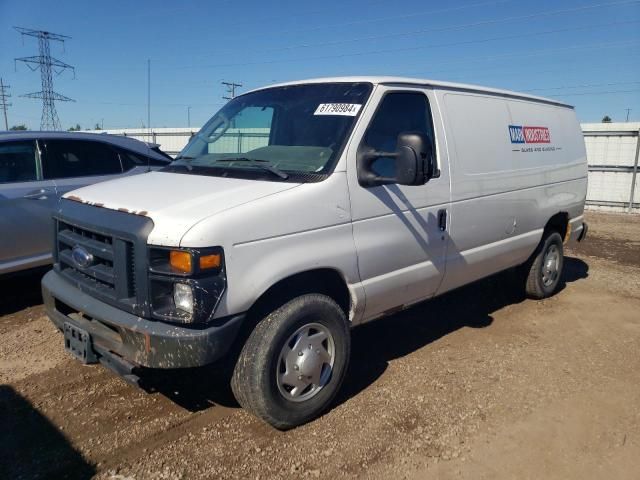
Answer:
346;87;451;321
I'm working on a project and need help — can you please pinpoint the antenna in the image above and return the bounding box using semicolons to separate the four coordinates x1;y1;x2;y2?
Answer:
222;81;242;101
14;27;75;130
0;78;11;130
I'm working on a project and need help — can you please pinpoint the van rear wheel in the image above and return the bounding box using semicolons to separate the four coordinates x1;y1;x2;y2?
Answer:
231;294;350;430
524;231;564;299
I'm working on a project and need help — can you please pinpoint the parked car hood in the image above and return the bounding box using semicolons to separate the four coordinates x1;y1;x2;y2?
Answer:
63;171;301;246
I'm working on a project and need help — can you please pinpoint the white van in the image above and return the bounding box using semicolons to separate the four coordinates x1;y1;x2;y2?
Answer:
42;77;588;429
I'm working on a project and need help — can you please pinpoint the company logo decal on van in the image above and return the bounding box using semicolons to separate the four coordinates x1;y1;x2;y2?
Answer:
508;125;551;144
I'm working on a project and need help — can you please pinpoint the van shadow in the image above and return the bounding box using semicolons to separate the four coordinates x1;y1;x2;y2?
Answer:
338;256;589;405
0;385;95;479
137;257;589;413
0;266;49;316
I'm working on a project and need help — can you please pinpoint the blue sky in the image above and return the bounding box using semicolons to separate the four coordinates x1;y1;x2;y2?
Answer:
1;0;639;130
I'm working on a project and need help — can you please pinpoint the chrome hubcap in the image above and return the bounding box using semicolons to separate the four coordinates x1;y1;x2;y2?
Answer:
542;244;560;287
277;323;335;402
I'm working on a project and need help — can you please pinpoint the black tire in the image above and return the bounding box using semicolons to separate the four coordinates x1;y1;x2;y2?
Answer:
524;231;564;299
231;294;350;430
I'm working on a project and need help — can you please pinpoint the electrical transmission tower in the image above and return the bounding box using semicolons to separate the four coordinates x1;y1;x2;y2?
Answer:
14;27;75;130
0;78;10;130
222;81;242;100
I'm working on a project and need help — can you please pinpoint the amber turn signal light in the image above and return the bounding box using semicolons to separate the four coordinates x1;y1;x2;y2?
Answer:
170;250;192;273
199;253;221;270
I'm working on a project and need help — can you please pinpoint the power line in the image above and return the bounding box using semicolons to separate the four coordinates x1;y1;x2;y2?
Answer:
178;0;408;33
222;81;242;100
206;0;640;56
200;0;515;56
524;81;640;92
204;48;640;92
384;38;639;77
72;77;640;111
547;89;640;97
74;99;225;108
0;78;11;130
402;51;640;84
176;20;639;70
14;27;75;130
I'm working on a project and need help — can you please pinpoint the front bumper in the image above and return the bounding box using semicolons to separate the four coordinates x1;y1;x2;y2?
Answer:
42;270;244;369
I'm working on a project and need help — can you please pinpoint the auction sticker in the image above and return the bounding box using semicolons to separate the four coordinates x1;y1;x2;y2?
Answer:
314;103;362;116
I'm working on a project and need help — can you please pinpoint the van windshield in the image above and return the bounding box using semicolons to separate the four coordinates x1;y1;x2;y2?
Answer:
166;82;372;181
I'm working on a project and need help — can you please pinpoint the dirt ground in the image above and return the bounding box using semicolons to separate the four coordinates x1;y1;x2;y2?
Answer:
1;211;639;480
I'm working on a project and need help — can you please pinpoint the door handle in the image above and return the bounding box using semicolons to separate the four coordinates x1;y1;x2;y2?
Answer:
23;189;49;200
437;209;447;231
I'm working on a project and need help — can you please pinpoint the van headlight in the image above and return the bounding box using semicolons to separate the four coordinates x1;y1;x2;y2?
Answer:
148;247;226;324
173;283;194;314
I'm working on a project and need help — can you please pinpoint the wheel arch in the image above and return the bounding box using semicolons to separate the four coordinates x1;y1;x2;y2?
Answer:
247;268;352;321
225;268;354;364
544;211;569;241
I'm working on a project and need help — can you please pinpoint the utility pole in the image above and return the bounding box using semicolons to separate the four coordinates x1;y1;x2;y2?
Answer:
147;59;151;134
222;81;242;101
625;108;631;122
14;27;75;130
0;78;11;130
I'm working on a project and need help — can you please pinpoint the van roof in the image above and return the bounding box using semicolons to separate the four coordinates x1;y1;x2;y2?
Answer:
246;76;573;109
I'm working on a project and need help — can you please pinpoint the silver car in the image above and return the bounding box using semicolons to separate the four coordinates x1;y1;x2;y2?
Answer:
0;131;171;274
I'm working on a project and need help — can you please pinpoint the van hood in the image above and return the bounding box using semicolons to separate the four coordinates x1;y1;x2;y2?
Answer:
63;171;301;246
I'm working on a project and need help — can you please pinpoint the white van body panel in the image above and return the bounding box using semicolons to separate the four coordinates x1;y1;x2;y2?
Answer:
179;172;365;321
345;85;451;322
62;171;302;246
436;90;587;293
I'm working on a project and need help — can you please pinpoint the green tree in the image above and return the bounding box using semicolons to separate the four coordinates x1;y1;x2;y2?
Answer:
602;115;612;123
94;123;102;130
9;124;27;130
68;124;82;131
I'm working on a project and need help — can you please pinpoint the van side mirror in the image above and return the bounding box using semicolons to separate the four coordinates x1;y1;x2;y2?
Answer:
357;131;435;187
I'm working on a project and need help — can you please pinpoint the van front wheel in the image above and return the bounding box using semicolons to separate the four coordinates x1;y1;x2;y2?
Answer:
231;294;350;430
524;231;564;299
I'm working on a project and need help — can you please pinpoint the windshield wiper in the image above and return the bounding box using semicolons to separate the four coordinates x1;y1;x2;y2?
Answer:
174;155;196;161
214;157;289;180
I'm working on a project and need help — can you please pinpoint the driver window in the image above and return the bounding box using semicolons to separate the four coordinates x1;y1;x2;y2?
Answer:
364;92;434;177
207;106;274;154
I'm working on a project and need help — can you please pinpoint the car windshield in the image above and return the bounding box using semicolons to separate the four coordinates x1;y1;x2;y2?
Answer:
167;82;372;180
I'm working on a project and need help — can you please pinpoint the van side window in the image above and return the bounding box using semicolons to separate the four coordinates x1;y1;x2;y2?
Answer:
0;141;39;184
43;140;123;179
364;92;435;178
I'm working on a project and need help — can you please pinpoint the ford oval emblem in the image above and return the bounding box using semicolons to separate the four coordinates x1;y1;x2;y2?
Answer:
71;245;94;269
